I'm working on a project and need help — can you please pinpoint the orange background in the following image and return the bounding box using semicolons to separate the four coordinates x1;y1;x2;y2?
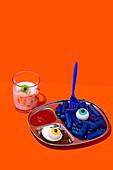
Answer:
0;1;113;170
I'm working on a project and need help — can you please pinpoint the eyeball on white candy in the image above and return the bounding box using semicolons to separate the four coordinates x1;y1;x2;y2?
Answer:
76;108;89;120
42;125;62;142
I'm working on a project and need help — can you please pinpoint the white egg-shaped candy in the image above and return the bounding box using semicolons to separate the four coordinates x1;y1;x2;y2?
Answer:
76;108;89;120
42;125;62;142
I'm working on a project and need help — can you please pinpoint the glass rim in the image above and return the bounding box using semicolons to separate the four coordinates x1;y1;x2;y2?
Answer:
12;71;40;87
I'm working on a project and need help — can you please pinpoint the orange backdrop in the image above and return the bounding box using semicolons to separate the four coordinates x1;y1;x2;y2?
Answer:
0;0;113;170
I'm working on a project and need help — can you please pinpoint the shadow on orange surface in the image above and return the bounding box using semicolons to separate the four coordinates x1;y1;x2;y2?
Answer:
30;123;111;150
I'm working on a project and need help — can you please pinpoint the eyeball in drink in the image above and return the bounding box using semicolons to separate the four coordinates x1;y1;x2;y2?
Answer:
12;71;40;113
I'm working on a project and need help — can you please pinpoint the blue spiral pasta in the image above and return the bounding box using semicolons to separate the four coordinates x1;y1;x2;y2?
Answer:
65;112;72;129
55;104;62;114
87;130;103;139
79;123;88;138
88;104;101;117
60;114;66;121
88;120;105;131
81;120;94;125
89;113;99;122
72;123;81;131
65;108;77;114
55;101;107;141
71;129;80;138
79;100;87;109
71;112;82;128
62;101;68;113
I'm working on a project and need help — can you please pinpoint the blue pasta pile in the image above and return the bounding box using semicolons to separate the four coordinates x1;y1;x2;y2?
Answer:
55;100;107;140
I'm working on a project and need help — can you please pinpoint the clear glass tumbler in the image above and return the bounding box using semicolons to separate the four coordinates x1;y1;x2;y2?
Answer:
12;71;40;113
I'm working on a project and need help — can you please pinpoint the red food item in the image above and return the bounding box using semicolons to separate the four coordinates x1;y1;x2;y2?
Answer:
30;109;57;126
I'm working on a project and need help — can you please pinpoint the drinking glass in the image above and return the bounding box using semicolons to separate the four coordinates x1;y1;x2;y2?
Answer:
12;71;40;113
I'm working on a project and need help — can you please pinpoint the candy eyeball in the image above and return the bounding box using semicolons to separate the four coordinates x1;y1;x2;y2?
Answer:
42;125;62;142
21;84;29;93
76;108;89;120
